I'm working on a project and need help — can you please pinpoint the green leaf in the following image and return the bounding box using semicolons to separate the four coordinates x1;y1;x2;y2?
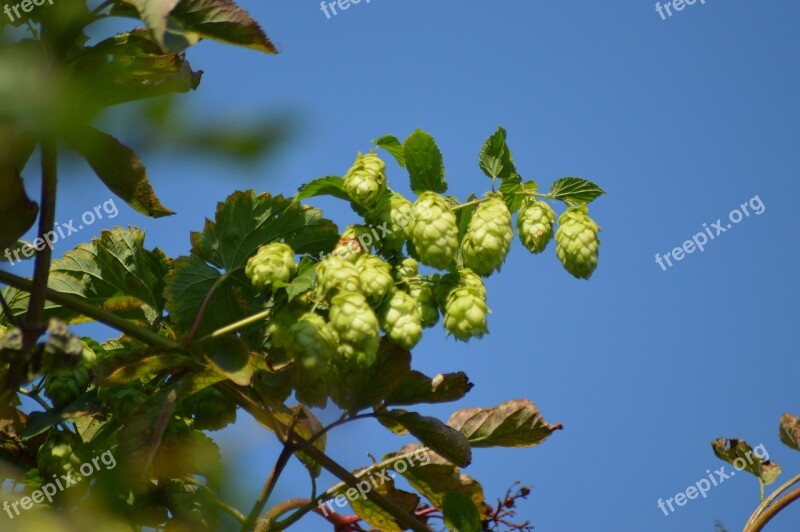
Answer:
456;194;478;243
549;177;606;205
443;492;482;532
373;135;406;167
478;126;517;180
0;124;38;252
295;176;349;202
349;476;419;532
385;372;473;406
202;336;254;386
448;399;562;448
170;0;277;53
286;257;316;301
380;410;471;467
68;127;173;218
95;348;191;386
191;190;339;271
388;444;488;519
21;391;101;440
711;438;781;486
404;130;447;195
118;0;182;49
779;413;800;451
273;405;326;477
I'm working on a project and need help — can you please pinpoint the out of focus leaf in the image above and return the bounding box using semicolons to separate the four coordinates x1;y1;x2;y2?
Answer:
711;438;781;486
202;336;254;386
0;123;38;252
95;348;192;386
448;399;562;448
273;405;326;477
779;413;800;451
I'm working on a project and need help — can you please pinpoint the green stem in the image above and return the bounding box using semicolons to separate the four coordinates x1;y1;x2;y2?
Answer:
256;499;312;531
746;486;800;531
184;271;233;345
0;270;178;349
451;197;488;212
194;308;272;346
242;434;297;531
746;473;800;529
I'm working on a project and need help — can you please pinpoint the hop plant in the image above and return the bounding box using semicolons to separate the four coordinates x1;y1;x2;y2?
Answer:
316;255;362;297
380;290;422;350
410;192;459;268
461;196;513;276
333;225;371;262
408;280;439;328
440;269;490;341
329;292;380;366
186;387;237;431
555;205;601;279
267;305;304;348
37;431;85;488
374;192;414;251
343;152;387;207
104;385;149;421
517;198;556;254
395;257;419;280
356;254;395;304
44;365;90;409
286;313;338;406
245;242;297;291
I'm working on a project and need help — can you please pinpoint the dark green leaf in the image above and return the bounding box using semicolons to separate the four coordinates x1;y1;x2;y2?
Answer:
404;130;447;194
448;399;562;448
386;371;473;406
170;0;277;53
380;410;471;467
274;405;326;477
443;492;482;532
202;336;254;386
286;257;316;301
478;126;516;180
373;135;406;167
780;413;800;451
456;194;478;242
118;0;182;49
349;477;419;532
95;348;191;386
21;391;101;440
190;190;339;271
0;123;38;252
69;127;173;217
549;177;606;204
295;176;349;202
711;438;781;485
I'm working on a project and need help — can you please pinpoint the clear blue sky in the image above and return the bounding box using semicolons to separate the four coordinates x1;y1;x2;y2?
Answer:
24;0;800;530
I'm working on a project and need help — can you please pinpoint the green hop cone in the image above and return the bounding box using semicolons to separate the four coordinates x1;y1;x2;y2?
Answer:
434;269;486;307
395;257;419;280
187;387;237;431
104;386;149;420
286;312;337;407
343;152;387;207
44;365;89;409
410;192;459;269
356;254;395;305
440;269;489;341
332;225;371;263
408;280;439;328
555;205;601;279
374;193;414;251
316;256;362;298
245;242;297;291
329;292;380;367
267;305;303;348
37;431;85;489
379;290;422;350
461;196;513;276
517;198;556;254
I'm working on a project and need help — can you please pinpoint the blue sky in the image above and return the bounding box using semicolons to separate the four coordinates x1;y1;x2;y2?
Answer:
13;0;800;530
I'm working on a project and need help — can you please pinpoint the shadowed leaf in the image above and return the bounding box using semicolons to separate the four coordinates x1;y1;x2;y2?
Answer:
711;438;781;486
380;410;471;467
386;371;473;406
448;399;562;448
443;492;482;532
779;413;800;451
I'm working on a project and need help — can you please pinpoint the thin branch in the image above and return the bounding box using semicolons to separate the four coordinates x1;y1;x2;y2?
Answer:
746;473;800;529
183;272;232;345
194;308;272;346
746;486;800;532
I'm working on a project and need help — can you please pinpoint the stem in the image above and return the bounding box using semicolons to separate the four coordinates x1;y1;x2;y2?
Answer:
301;413;376;450
746;486;800;532
242;437;297;531
256;499;310;531
746;473;800;529
194;308;271;346
183;272;232;345
24;139;57;348
0;270;177;349
452;198;488;212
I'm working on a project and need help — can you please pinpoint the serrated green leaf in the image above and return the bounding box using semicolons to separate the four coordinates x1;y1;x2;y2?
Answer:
549;177;606;204
373;135;406;167
191;190;339;271
170;0;277;53
380;410;471;467
779;413;800;451
448;399;562;448
456;193;478;242
386;372;473;406
95;348;191;386
443;492;482;532
478;126;517;180
69;127;173;218
295;176;349;202
404;130;447;194
286;257;316;301
711;438;781;485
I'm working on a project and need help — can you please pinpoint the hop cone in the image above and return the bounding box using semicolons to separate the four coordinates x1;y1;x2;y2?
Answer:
37;431;84;485
329;292;380;367
187;387;237;431
105;386;148;420
517;198;556;254
555;205;601;279
410;192;458;269
333;225;371;263
408;280;439;328
374;193;414;251
267;306;303;348
343;152;387;207
286;313;337;406
440;269;489;341
246;242;297;290
461;197;513;276
356;254;395;304
44;365;89;409
380;290;422;350
396;257;419;280
316;256;362;297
